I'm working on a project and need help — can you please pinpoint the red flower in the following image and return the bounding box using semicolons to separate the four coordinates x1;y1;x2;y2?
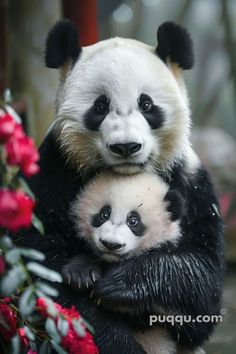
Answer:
36;298;99;354
0;302;18;343
6;135;40;177
18;327;29;347
0;113;16;144
27;350;37;354
0;255;5;275
61;327;99;354
0;189;35;232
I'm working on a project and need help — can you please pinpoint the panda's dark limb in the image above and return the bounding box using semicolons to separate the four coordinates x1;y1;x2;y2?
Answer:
12;130;96;268
57;287;147;354
91;167;224;349
62;254;101;289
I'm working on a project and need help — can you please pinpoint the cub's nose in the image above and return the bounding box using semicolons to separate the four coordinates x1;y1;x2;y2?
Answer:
109;143;142;157
100;239;125;251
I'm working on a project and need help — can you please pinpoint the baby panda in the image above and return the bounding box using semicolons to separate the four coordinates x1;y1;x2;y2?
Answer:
62;171;184;354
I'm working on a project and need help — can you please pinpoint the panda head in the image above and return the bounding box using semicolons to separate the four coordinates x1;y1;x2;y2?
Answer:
71;172;184;262
46;20;194;174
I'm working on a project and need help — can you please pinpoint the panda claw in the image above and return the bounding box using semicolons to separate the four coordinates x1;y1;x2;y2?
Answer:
91;271;96;283
67;272;71;285
96;298;101;306
90;289;95;299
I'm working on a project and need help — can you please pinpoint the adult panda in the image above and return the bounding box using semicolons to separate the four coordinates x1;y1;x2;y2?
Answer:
16;20;224;353
63;171;184;354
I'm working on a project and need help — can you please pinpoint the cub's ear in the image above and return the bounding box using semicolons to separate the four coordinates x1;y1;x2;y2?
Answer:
164;190;185;221
45;19;81;68
156;21;194;70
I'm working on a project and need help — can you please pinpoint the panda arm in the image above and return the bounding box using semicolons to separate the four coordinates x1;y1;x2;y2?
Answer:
92;168;224;347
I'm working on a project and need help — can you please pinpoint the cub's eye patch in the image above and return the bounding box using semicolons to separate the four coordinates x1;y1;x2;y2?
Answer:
84;95;110;131
138;93;165;129
127;210;146;236
91;205;111;227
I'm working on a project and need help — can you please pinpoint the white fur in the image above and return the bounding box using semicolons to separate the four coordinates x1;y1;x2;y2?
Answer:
72;171;181;262
55;37;192;173
134;327;176;354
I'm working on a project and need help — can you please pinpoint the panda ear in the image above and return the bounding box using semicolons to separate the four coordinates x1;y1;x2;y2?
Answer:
164;190;185;221
156;21;194;70
45;19;81;68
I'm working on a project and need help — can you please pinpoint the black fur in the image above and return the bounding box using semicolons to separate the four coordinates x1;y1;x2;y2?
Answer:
139;93;165;129
84;95;110;131
45;19;81;68
164;189;185;221
127;211;147;237
92;205;111;228
156;22;194;70
14;130;224;352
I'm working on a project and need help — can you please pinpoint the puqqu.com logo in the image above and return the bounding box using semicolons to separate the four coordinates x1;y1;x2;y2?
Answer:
149;309;227;326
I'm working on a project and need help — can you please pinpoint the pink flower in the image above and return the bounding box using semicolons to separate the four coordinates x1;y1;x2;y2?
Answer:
0;301;18;343
18;327;29;347
27;350;37;354
0;189;35;232
0;113;16;144
6;135;40;177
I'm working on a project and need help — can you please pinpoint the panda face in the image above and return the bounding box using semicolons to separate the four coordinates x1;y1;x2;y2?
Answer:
90;204;147;262
72;172;182;263
56;38;190;174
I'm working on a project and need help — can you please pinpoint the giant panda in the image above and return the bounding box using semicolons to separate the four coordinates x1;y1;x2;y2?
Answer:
63;171;185;354
15;19;224;354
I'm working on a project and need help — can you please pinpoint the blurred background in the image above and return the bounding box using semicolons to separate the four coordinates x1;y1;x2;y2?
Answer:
0;0;235;353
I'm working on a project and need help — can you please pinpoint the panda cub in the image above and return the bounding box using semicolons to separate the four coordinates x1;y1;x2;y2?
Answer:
63;171;184;354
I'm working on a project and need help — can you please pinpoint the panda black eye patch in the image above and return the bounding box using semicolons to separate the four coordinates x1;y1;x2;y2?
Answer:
127;211;146;237
91;205;111;227
84;95;110;131
138;93;165;129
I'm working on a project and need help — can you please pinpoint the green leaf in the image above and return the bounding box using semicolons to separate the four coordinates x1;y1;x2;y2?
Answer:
19;286;36;317
45;318;61;344
27;262;62;283
72;319;86;337
1;265;26;295
5;249;21;264
10;334;20;354
4;89;13;103
29;340;38;352
24;325;35;341
50;341;67;354
18;177;35;200
19;248;45;261
40;297;58;318
36;281;58;297
0;235;13;249
39;341;51;354
32;214;45;235
57;316;69;336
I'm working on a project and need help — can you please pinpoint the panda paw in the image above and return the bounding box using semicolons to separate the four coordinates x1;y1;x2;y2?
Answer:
62;255;101;290
91;267;135;309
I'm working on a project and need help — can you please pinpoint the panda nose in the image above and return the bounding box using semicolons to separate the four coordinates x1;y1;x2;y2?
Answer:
100;239;125;250
109;143;142;157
